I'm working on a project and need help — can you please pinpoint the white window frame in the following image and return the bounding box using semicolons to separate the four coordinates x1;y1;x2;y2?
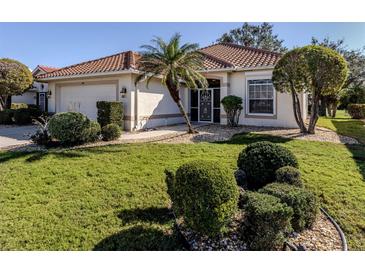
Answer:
245;76;276;116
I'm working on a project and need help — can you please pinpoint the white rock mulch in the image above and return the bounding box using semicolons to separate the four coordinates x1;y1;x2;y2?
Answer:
158;124;359;145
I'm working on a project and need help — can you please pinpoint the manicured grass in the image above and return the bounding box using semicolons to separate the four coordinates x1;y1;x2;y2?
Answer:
317;110;365;144
0;134;364;250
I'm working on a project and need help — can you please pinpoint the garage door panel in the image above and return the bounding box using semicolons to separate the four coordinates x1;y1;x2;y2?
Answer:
59;84;117;120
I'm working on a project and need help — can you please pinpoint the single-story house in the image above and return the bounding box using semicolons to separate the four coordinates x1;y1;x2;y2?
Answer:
12;65;58;111
36;43;308;131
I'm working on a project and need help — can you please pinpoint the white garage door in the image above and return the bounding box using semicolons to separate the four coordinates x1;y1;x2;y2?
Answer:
59;84;117;120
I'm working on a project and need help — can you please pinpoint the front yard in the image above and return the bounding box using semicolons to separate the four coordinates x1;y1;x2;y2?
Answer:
317;110;365;144
0;133;364;250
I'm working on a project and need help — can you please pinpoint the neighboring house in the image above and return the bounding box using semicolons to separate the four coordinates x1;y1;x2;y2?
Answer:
36;43;308;131
12;65;58;111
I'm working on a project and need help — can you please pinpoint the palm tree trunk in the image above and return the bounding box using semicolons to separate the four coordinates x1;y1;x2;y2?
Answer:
176;99;197;134
166;82;197;134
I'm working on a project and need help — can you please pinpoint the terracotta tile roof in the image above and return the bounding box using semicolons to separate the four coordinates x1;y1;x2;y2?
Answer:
36;43;280;79
199;43;281;70
37;65;59;73
36;51;140;79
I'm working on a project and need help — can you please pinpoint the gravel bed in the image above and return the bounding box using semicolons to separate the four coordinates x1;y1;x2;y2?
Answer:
287;211;343;251
158;124;359;145
177;211;247;251
177;211;343;251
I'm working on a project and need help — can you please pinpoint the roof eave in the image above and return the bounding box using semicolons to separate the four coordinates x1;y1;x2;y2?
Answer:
198;65;275;73
36;69;139;82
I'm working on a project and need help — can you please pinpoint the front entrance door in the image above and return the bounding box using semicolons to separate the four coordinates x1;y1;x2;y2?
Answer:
199;89;212;122
39;92;47;112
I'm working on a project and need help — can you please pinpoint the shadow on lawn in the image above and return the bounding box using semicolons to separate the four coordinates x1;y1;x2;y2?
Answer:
93;225;183;251
93;206;184;250
118;207;173;225
331;120;365;181
0;149;86;164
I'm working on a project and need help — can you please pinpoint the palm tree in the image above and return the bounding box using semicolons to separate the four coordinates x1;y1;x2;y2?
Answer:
136;33;208;133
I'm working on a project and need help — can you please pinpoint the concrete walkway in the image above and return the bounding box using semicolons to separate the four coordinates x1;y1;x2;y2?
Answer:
0;125;37;149
119;124;193;142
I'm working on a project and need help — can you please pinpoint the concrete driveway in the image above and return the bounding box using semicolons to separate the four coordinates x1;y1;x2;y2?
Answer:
0;125;37;149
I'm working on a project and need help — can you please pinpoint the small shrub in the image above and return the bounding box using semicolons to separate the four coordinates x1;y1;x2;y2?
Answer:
172;160;239;237
48;112;91;145
241;191;293;250
221;95;243;127
13;108;32;125
237;141;298;189
0;109;14;124
347;104;365;119
30;116;52;146
101;123;122;141
11;103;28;109
97;101;123;128
27;104;43;118
87;121;101;142
275;166;303;187
259;183;319;232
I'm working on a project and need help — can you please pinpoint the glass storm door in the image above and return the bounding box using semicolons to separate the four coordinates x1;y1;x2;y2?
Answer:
199;89;212;122
39;93;46;112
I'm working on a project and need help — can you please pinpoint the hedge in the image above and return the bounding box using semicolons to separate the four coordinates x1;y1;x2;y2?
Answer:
259;183;318;232
97;101;123;128
275;166;303;187
171;160;239;237
241;191;293;250
237;141;298;189
347;104;365;119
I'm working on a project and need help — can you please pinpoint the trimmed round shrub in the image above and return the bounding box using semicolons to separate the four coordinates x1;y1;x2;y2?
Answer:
275;166;303;187
347;104;365;119
87;121;101;142
172;160;239;237
259;183;318;232
0;109;14;124
13;108;32;125
237;141;298;189
48;112;91;145
242;191;293;251
101;123;122;141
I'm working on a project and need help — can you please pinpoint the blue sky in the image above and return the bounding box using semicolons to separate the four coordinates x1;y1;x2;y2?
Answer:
1;22;364;70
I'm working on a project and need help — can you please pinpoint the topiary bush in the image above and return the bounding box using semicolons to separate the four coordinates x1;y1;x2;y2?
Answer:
48;112;91;145
87;121;101;142
241;191;293;251
0;109;14;124
101;123;122;141
13;108;32;125
170;160;239;237
97;101;123;128
237;141;298;189
275;166;303;187
347;104;365;119
259;183;318;232
221;95;243;127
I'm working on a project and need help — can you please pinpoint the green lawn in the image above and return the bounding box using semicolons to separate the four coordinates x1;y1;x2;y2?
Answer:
0;134;364;250
317;110;365;144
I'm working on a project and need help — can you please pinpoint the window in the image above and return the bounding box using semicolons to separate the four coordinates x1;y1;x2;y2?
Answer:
247;79;275;115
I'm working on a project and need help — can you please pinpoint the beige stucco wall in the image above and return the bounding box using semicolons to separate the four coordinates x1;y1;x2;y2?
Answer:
133;76;186;130
46;73;188;131
204;69;307;128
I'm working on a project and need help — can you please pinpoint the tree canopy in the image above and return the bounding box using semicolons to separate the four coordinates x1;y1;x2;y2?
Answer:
217;23;287;53
273;45;348;134
0;58;33;110
136;33;208;133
